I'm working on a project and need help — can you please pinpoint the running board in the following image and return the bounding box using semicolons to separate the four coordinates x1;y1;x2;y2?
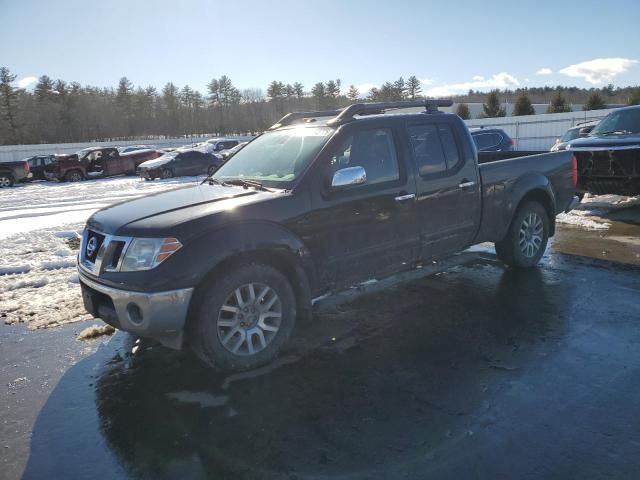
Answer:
312;251;498;311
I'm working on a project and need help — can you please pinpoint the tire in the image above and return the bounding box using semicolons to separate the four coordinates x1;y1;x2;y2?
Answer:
161;168;173;179
0;173;14;188
65;170;83;182
189;263;296;371
495;201;549;268
207;165;217;176
144;177;153;181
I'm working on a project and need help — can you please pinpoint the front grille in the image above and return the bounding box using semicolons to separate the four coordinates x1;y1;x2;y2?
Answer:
80;229;132;275
85;230;105;263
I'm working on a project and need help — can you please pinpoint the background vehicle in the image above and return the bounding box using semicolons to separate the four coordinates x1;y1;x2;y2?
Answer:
137;150;224;179
221;141;249;161
0;160;29;187
46;147;161;182
25;155;56;180
566;105;640;195
551;121;598;152
78;100;577;372
199;138;240;154
470;128;514;152
118;145;156;154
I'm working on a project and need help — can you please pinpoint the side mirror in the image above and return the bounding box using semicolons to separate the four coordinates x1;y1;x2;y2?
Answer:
331;166;367;188
578;127;591;137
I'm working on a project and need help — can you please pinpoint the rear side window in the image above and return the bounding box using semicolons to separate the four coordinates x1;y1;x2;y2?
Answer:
407;124;447;176
473;132;502;150
437;124;460;168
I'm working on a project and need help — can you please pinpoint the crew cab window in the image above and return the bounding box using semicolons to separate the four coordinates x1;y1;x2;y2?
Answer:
407;124;447;175
473;132;501;150
330;128;399;185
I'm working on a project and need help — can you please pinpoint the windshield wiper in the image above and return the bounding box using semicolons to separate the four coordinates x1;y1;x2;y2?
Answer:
224;178;273;192
200;176;228;186
597;130;632;136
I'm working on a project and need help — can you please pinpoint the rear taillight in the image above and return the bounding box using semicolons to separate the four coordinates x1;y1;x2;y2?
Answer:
571;155;578;187
23;162;29;172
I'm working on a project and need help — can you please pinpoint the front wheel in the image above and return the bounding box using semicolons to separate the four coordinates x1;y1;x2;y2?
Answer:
65;170;83;182
161;168;173;179
189;264;296;371
495;201;549;268
0;173;14;188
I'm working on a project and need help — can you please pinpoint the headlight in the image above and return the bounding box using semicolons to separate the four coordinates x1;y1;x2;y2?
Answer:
120;237;182;272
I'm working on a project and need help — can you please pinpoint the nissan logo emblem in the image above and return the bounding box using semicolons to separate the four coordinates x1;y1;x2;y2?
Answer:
86;236;98;257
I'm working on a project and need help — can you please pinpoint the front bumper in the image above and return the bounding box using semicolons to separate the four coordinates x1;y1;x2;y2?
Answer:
79;271;193;350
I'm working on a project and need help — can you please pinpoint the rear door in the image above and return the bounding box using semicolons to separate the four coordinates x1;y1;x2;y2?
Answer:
301;122;421;288
404;118;481;259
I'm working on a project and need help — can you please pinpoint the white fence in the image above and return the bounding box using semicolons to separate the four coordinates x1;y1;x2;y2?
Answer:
0;135;253;162
463;108;615;151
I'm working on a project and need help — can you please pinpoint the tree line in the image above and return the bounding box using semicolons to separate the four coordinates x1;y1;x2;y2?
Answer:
1;66;639;145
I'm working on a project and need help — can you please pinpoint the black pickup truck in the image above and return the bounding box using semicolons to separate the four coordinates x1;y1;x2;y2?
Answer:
78;100;578;371
0;159;30;187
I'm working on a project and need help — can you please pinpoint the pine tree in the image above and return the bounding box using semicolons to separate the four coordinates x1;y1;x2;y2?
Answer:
293;82;304;98
347;85;359;102
455;103;470;120
115;77;134;135
34;75;55;101
267;80;283;100
583;92;607;110
406;76;422;99
207;78;220;105
0;67;22;143
393;77;407;100
513;93;535;116
482;90;506;117
547;91;572;113
311;82;326;108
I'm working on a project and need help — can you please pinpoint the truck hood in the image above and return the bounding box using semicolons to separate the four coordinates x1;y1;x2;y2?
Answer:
568;133;640;151
87;184;281;237
138;157;172;169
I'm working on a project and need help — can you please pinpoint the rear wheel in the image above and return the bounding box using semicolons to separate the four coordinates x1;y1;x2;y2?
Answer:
495;201;549;268
161;168;173;179
207;165;217;176
65;170;83;182
190;263;296;371
0;173;14;188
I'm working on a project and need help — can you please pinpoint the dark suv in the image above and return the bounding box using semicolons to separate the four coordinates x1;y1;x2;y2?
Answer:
470;128;514;152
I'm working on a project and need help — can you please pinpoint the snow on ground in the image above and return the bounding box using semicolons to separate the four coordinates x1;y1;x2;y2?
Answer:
0;176;203;328
556;194;640;230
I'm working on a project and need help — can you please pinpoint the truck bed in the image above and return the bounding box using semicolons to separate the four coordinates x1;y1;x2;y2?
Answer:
474;150;576;244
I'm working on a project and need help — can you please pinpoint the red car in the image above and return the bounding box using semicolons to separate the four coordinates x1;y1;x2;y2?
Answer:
46;147;162;182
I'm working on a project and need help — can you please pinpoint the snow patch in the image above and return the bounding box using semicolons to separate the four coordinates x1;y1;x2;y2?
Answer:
0;264;32;276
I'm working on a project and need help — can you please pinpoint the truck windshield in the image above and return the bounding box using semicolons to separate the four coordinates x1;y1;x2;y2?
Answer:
591;108;640;135
213;126;332;187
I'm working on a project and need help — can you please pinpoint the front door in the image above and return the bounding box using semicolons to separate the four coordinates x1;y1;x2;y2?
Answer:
404;119;481;259
299;124;420;289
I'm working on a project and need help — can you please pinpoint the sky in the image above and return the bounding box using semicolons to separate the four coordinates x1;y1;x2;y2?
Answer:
1;0;639;97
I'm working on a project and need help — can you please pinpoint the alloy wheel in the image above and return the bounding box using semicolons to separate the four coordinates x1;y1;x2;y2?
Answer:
519;212;544;258
216;283;282;356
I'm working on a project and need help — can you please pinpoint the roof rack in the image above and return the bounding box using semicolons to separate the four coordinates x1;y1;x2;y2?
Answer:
268;109;343;130
268;99;454;130
327;99;453;126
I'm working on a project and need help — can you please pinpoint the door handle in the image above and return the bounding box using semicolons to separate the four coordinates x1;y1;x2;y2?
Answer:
458;180;476;189
394;193;416;202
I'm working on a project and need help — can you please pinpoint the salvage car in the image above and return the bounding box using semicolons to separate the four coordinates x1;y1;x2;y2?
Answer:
46;147;162;182
137;150;224;180
470;128;514;152
77;100;577;371
0;159;30;187
25;155;56;180
550;121;598;152
566;105;640;195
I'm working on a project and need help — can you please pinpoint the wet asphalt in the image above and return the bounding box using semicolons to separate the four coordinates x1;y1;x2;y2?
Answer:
2;218;640;479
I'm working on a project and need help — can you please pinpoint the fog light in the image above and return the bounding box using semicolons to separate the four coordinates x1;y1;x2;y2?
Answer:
126;303;143;325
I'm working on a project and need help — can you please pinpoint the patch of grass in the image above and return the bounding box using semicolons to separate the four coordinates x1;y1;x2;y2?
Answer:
78;324;115;340
65;237;81;250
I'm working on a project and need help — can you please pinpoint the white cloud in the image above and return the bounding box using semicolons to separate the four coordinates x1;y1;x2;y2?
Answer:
424;72;520;98
419;77;434;86
559;57;638;84
536;68;553;75
15;76;37;89
524;78;531;82
472;75;484;81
